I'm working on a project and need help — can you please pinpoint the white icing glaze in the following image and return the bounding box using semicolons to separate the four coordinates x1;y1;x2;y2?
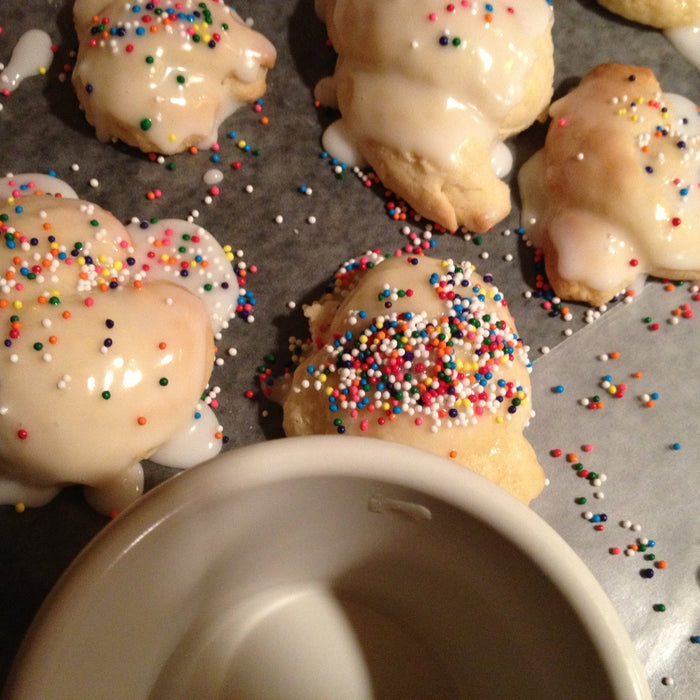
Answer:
666;25;700;73
0;175;235;513
0;29;54;92
127;218;239;335
317;0;553;170
519;66;700;301
147;402;222;468
72;0;276;154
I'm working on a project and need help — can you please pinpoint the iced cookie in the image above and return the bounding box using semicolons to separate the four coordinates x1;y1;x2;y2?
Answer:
519;64;700;306
597;0;699;28
72;0;276;154
0;174;238;513
597;0;700;71
273;252;544;504
314;0;554;232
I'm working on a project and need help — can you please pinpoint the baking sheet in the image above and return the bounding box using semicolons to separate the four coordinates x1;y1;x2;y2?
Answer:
0;0;698;694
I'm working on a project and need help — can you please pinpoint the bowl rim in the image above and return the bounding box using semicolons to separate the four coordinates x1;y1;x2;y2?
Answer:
6;435;650;699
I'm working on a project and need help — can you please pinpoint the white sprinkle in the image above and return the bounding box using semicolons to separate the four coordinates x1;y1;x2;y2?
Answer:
275;214;284;224
287;300;296;309
620;519;632;529
307;215;317;224
244;184;254;193
71;163;80;172
89;178;99;188
227;347;238;357
540;346;550;355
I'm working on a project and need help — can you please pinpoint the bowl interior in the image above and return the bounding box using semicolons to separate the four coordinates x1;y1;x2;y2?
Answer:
7;437;648;699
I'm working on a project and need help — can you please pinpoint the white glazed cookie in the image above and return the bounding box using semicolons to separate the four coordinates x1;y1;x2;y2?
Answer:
72;0;276;154
519;63;700;306
0;174;238;513
276;252;545;505
314;0;554;232
597;0;700;28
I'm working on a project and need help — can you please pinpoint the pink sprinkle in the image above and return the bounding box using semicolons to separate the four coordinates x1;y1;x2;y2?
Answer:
85;297;94;307
428;12;438;21
360;420;369;431
557;118;567;127
609;547;621;555
582;443;593;452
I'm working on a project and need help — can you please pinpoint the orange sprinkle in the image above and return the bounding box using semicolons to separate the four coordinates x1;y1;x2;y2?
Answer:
137;416;147;426
449;449;458;459
42;222;51;230
656;560;668;569
62;310;71;319
610;351;620;360
159;342;167;350
0;299;8;308
484;12;493;22
49;335;58;344
566;453;579;463
37;296;48;304
632;371;643;379
133;280;143;289
260;116;269;125
189;146;198;155
646;400;655;408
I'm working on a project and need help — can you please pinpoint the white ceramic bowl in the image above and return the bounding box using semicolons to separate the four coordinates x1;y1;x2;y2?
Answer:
6;436;649;699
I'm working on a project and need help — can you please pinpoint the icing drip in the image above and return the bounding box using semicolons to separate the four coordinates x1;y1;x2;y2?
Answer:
0;29;54;92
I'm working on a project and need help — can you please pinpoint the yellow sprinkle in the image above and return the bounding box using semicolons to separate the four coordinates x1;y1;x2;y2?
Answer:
325;386;334;396
495;416;504;424
169;134;177;142
616;108;627;116
319;374;327;383
38;66;47;75
359;334;368;344
12;300;22;310
15;502;25;513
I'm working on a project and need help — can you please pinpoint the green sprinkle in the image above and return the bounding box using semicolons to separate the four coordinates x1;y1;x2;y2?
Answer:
653;604;666;612
140;118;153;131
159;377;169;387
102;391;111;400
33;342;43;351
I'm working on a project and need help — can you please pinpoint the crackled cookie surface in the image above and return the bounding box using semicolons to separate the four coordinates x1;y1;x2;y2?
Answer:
274;252;544;504
0;175;238;513
72;0;276;154
519;63;700;306
315;0;554;232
